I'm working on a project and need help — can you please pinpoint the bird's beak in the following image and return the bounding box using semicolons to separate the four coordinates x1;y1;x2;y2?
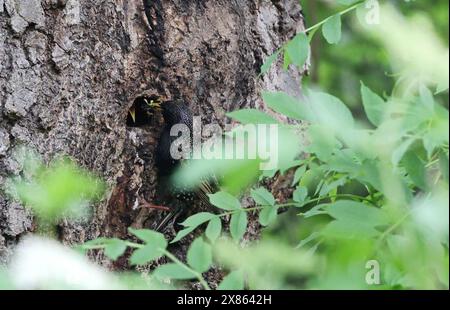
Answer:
129;107;136;123
144;98;163;111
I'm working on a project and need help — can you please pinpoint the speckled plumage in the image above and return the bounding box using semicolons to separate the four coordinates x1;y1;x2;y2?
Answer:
151;100;217;231
155;100;193;177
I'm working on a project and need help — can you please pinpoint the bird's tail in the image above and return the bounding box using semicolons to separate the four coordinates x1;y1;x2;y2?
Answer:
154;205;183;232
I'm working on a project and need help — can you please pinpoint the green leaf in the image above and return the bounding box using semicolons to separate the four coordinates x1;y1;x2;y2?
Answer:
227;109;278;124
306;125;342;162
322;219;381;239
171;226;197;243
259;205;278;226
218;270;245;290
361;82;387;127
299;167;324;195
322;14;342;44
104;239;127;261
11;158;105;222
262;91;313;121
319;177;347;197
285;32;309;69
81;238;128;260
436;79;449;94
302;204;328;218
187;237;213;273
327;149;362;176
230;211;248;242
130;244;163;266
292;165;306;186
219;159;262;196
260;51;279;75
308;90;355;131
251;187;275;206
296;232;321;249
422;106;449;158
340;129;375;161
276;129;303;174
205;217;222;242
355;160;383;193
180;212;216;228
293;186;308;204
208;192;241;211
153;263;196;280
401;103;433;133
127;229;167;265
283;50;291;70
391;138;416;166
419;85;435;112
260;169;278;180
402;151;427;190
326;200;389;227
128;228;167;249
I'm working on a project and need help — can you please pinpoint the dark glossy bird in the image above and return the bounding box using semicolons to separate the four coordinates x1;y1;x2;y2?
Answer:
155;100;193;177
132;97;217;231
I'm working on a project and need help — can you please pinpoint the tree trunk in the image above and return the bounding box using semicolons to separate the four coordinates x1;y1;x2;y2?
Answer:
0;0;305;287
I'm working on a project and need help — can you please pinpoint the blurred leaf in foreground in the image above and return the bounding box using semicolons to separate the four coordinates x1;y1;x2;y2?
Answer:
370;4;449;93
5;148;105;223
214;239;316;289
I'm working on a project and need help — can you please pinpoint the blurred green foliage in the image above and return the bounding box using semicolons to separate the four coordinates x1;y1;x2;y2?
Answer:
255;1;449;289
5;148;105;224
304;0;449;118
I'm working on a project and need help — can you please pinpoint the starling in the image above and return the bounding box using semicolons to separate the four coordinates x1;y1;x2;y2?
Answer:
133;97;218;231
155;100;193;176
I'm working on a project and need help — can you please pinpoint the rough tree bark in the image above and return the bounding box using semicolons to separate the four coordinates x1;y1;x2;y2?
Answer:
0;0;306;287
